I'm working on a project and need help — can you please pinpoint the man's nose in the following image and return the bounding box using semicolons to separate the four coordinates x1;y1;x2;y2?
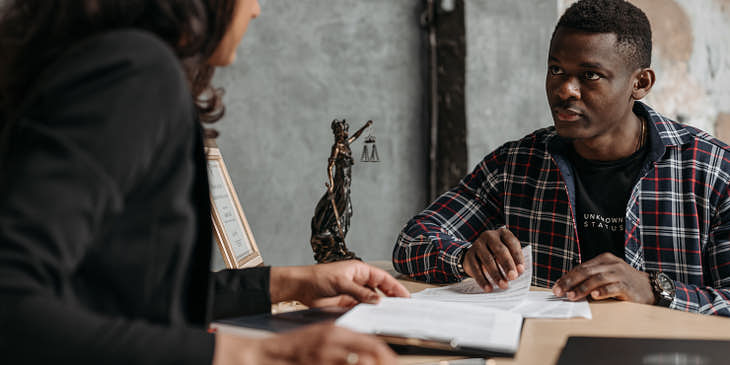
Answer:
554;77;580;100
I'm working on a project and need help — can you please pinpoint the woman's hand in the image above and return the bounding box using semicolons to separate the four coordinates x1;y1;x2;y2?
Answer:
214;323;398;365
270;260;410;308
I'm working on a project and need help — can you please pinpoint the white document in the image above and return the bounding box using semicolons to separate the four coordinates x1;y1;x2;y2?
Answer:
513;291;591;319
411;246;532;310
335;297;523;354
412;246;591;319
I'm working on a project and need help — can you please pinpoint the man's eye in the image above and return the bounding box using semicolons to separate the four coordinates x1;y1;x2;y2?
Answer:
584;71;600;80
548;66;564;75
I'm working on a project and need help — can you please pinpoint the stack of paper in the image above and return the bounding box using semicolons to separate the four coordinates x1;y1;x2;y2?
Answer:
335;297;523;355
335;246;591;356
411;246;591;319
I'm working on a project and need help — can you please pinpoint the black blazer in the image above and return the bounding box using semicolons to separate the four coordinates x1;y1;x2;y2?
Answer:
0;30;270;364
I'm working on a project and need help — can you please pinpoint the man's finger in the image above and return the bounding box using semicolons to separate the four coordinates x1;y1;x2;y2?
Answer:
475;230;507;285
553;262;602;296
475;244;507;289
485;230;518;281
464;250;492;292
499;227;526;274
589;282;626;300
595;252;622;263
565;271;615;301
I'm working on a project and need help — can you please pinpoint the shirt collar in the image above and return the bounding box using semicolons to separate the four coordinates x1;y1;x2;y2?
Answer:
635;101;693;148
545;101;692;159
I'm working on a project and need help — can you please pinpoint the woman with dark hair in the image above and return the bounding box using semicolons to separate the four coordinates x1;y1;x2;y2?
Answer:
0;1;406;364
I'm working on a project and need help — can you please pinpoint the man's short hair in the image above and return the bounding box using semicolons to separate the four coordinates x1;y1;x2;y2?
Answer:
553;0;652;70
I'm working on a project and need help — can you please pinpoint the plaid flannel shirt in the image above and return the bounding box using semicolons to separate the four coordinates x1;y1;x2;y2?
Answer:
393;102;730;316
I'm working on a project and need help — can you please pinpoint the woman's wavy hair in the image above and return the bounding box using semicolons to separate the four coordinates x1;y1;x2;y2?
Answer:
0;0;234;133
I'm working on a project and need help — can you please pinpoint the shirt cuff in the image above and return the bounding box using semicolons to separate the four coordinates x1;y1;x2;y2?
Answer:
444;242;472;281
211;266;272;320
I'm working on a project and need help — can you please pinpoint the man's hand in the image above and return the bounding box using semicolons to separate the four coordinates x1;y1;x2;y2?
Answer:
552;252;654;304
270;260;410;308
463;226;525;292
214;323;398;365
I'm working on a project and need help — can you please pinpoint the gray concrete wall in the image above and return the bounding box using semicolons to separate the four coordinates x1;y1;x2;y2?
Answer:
211;0;426;267
211;0;730;268
465;0;557;168
209;0;563;268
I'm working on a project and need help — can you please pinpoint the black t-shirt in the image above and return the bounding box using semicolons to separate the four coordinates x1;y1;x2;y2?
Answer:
568;143;648;262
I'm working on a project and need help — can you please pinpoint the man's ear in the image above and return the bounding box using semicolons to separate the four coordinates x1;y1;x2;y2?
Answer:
631;68;655;100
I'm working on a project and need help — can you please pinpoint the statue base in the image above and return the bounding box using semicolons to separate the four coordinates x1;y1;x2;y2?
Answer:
311;235;360;263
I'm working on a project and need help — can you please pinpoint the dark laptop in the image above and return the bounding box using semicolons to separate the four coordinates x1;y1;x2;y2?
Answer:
557;337;730;365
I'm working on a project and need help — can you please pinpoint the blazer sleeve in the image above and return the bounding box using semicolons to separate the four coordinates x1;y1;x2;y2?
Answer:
0;31;214;365
210;266;273;320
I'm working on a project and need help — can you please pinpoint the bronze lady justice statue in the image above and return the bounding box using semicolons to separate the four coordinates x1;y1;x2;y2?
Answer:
310;119;372;263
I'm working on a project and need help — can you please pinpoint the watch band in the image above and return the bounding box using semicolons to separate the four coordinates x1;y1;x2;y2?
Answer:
649;271;675;307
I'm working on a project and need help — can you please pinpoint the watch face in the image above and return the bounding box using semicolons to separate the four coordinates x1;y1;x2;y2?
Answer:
652;272;675;307
657;273;674;291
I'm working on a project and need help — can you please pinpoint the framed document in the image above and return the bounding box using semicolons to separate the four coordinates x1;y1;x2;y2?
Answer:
205;146;263;269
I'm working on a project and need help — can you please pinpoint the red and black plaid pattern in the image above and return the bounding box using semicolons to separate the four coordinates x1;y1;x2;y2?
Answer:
393;102;730;316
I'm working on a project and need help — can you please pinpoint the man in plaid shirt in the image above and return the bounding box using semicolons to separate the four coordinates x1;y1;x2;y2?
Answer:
394;0;730;316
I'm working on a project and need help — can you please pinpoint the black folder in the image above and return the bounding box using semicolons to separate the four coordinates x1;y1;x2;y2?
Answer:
215;306;348;333
556;336;730;365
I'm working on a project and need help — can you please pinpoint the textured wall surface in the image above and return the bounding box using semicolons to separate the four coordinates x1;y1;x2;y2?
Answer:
209;0;730;269
632;0;730;137
211;1;425;267
465;0;557;168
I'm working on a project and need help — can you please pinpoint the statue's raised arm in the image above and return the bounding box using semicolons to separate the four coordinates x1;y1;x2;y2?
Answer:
348;120;372;144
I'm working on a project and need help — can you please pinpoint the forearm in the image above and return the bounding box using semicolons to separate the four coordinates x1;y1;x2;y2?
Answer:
348;120;372;143
393;153;507;283
679;204;730;316
1;293;214;365
393;185;502;282
671;282;730;317
269;265;312;303
393;222;471;283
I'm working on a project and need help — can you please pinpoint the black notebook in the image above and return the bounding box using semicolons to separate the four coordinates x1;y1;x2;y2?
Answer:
214;306;348;333
557;336;730;365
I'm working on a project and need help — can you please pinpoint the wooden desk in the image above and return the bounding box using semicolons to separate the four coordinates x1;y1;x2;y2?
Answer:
369;261;730;365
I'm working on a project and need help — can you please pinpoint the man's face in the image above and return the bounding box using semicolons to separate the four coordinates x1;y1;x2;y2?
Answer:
546;28;637;141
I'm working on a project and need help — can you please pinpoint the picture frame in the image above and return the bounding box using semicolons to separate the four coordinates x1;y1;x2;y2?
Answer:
205;145;263;269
